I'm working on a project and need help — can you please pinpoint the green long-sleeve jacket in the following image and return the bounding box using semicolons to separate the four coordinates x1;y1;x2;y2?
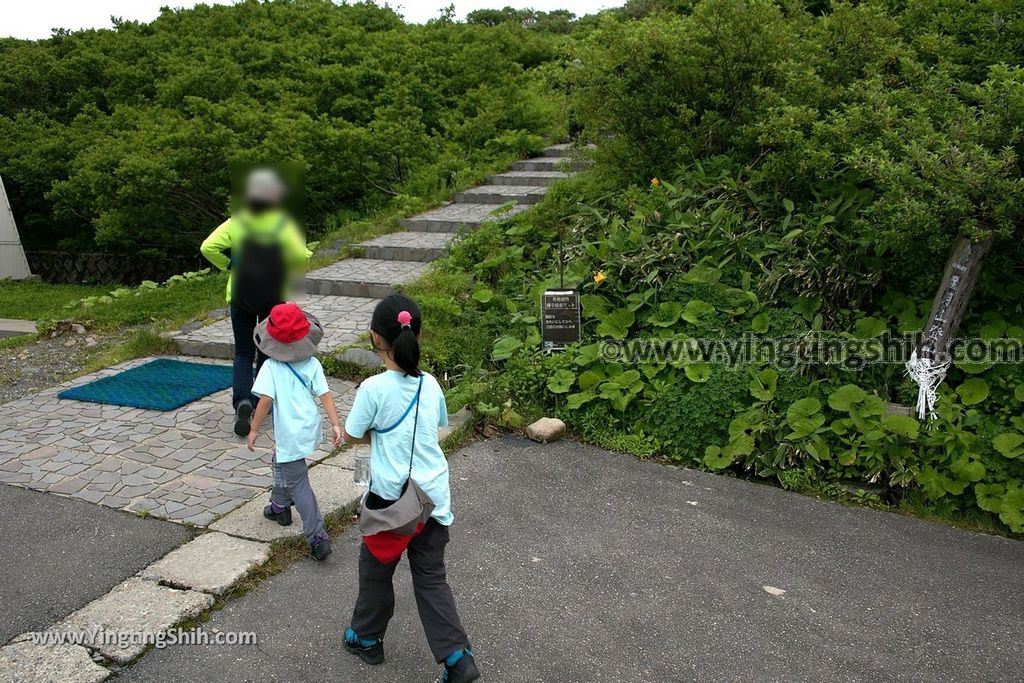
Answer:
200;210;311;303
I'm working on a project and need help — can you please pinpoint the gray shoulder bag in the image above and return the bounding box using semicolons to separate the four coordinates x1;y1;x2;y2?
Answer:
357;375;435;537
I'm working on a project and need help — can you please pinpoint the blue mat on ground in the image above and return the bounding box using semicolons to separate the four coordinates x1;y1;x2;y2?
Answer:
58;358;233;411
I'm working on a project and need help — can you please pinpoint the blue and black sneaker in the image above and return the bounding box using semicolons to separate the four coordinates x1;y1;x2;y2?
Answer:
436;648;480;683
262;502;292;526
344;628;384;665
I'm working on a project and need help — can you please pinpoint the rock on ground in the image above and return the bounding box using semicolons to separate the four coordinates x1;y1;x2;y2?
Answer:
525;417;566;443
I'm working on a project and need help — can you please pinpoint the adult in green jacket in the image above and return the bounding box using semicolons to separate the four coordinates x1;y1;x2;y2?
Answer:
200;168;311;436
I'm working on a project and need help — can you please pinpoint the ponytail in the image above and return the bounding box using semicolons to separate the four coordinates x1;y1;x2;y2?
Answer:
391;327;421;377
370;294;422;377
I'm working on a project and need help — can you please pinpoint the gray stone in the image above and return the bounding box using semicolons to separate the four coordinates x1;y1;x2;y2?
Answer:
525;417;566;443
53;578;213;664
454;184;548;205
439;408;473;444
211;464;362;542
336;346;383;369
0;640;109;683
140;532;271;595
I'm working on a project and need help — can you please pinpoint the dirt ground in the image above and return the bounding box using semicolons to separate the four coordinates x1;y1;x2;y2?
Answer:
0;329;126;404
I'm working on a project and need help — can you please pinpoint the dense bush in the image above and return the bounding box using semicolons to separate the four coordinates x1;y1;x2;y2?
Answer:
418;0;1024;533
0;0;563;254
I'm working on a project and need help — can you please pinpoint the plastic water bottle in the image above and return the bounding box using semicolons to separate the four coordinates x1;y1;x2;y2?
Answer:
353;453;371;487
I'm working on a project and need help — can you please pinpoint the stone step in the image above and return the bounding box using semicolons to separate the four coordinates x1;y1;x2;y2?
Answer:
355;231;454;262
543;142;596;157
301;258;429;298
399;202;527;233
487;171;573;187
453;184;548;205
511;156;587;172
174;294;379;359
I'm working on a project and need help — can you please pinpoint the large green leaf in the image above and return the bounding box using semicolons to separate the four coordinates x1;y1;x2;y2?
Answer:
596;308;635;339
566;392;595;409
703;445;733;470
853;317;886;339
649;301;683;327
785;398;824;438
956;378;989;405
749;368;777;401
546;369;576;394
579;294;608;319
750;313;770;333
684;363;712;382
881;414;920;439
993;432;1024;458
491;336;522;361
828;384;867;411
682;299;716;324
950;457;985;483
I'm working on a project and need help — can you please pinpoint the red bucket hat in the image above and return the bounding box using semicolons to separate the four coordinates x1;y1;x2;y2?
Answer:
266;303;310;343
253;303;324;362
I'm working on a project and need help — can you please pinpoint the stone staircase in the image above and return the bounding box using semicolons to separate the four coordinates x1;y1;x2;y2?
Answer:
172;143;586;361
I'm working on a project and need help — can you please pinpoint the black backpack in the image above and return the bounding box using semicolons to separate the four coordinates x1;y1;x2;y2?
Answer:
231;216;287;317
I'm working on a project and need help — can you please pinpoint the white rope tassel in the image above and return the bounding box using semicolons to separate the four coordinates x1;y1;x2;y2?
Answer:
905;350;950;420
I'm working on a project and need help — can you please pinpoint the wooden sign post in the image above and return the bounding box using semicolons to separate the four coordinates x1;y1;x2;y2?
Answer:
907;235;993;418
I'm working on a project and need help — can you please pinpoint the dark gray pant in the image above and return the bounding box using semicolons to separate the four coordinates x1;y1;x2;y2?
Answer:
351;519;471;662
270;459;325;546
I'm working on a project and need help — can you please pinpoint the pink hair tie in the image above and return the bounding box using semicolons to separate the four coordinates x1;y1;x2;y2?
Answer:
397;310;413;329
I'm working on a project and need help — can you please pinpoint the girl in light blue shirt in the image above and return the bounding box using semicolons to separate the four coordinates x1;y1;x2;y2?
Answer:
343;294;479;683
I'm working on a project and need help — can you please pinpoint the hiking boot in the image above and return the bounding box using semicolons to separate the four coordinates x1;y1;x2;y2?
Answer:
233;399;253;437
262;503;292;526
437;650;480;683
344;628;384;665
312;537;332;561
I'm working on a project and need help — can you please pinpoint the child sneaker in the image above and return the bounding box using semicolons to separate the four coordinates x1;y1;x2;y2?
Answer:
437;649;480;683
311;536;332;561
262;503;292;526
344;628;384;665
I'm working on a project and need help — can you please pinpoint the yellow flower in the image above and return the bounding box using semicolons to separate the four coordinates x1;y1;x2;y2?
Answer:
593;271;606;284
651;177;660;187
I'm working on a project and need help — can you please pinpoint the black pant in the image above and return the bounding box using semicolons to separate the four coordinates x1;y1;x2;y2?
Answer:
351;519;471;663
230;304;271;408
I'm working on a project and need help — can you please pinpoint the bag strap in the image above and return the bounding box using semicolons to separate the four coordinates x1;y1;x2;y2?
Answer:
376;375;423;434
407;376;422;477
367;374;424;492
285;361;315;395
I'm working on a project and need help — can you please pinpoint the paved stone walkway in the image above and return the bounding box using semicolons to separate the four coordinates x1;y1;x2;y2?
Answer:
0;356;357;526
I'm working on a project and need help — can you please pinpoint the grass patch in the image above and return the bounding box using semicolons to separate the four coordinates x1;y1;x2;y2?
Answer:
79;329;178;375
62;274;228;331
0;334;38;351
0;281;106;320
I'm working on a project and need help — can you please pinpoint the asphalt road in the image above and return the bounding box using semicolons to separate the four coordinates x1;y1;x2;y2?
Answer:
124;437;1023;682
0;483;192;644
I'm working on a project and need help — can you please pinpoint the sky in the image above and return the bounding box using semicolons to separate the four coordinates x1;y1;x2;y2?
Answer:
2;0;619;40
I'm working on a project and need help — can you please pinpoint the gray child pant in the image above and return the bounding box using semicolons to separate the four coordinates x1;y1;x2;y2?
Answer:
270;458;326;546
351;518;470;662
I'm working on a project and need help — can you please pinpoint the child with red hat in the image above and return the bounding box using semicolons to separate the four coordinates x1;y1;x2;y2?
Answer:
246;302;341;561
